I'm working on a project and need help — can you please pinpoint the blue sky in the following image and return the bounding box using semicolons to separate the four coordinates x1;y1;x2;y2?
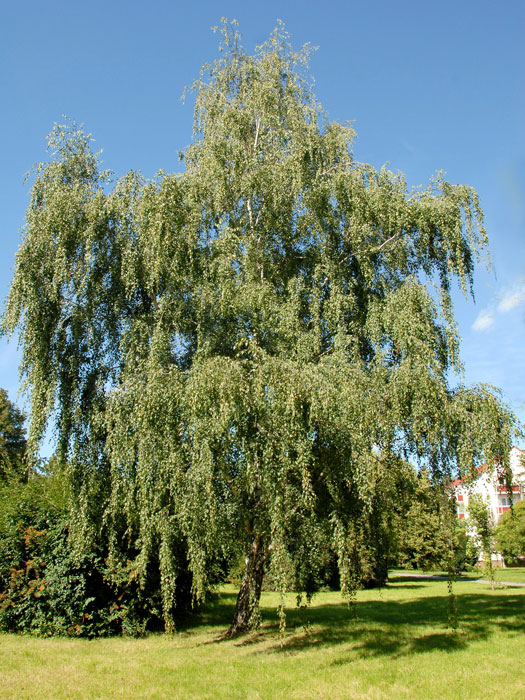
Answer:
1;0;524;455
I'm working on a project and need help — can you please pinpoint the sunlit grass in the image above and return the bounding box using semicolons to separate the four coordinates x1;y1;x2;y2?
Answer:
390;566;525;584
1;580;524;699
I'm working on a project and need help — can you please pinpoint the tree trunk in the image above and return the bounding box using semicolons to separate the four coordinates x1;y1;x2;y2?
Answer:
227;535;266;638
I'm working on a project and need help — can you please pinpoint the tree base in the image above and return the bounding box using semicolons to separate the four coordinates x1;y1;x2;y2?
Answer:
227;536;266;638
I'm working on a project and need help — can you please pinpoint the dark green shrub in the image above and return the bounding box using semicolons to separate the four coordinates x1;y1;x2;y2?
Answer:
0;467;192;636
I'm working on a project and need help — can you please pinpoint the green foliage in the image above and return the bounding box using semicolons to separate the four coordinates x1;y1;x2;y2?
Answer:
467;493;497;588
457;523;480;570
0;389;27;482
495;500;525;562
1;21;520;632
467;494;494;553
394;468;458;571
0;466;191;636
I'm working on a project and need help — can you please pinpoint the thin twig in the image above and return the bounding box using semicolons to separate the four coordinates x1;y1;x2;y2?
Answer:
374;231;404;253
254;118;261;152
339;230;406;265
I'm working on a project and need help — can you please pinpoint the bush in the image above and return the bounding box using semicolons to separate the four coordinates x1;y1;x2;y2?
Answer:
0;466;192;636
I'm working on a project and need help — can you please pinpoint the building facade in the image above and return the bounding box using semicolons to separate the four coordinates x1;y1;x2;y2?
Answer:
453;446;525;524
452;446;525;563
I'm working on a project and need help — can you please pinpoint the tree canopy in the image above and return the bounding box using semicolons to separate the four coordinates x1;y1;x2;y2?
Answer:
2;22;518;634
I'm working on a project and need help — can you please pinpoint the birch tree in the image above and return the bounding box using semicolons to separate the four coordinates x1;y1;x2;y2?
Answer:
2;21;517;636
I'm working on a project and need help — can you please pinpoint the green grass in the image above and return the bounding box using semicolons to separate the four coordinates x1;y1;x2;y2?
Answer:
390;566;525;583
1;580;524;699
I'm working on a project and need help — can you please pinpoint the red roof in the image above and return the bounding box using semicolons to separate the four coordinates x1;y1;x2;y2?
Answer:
450;446;523;488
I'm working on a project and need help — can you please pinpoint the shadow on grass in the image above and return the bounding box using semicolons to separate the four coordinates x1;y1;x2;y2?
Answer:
191;583;525;661
176;590;240;636
283;590;524;660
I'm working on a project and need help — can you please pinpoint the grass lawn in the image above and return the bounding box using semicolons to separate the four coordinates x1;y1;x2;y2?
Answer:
390;567;525;584
1;579;524;699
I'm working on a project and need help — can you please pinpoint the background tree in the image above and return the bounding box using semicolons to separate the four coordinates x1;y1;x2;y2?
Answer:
393;467;458;571
2;22;518;636
495;500;525;563
467;494;497;589
0;388;27;482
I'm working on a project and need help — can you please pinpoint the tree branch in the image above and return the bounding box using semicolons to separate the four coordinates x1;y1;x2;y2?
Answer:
253;117;261;152
339;229;407;265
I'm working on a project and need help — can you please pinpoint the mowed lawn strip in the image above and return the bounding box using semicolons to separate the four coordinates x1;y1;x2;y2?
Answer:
1;581;524;700
389;567;525;584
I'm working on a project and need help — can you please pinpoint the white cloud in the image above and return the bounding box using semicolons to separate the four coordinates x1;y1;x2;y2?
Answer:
470;282;525;332
472;310;495;332
497;286;525;313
